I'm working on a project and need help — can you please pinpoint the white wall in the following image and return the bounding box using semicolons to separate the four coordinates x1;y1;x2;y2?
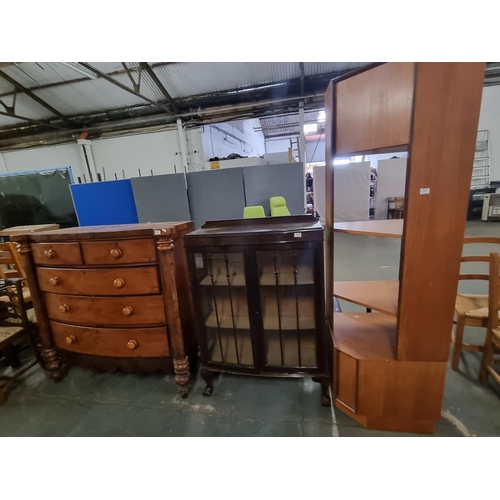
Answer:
265;138;291;154
0;143;88;180
201;118;265;160
478;85;500;181
91;129;204;180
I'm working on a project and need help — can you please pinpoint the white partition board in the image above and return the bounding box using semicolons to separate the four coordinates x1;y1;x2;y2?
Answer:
375;158;407;220
334;161;371;222
313;165;326;224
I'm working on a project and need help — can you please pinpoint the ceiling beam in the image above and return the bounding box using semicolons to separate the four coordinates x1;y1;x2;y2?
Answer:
78;62;173;115
0;110;68;130
139;62;179;114
0;70;73;127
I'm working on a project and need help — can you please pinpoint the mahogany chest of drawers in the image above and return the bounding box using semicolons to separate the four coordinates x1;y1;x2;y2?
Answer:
13;222;196;397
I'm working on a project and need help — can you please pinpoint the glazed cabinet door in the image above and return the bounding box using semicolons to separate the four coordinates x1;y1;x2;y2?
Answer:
255;243;325;373
189;248;259;371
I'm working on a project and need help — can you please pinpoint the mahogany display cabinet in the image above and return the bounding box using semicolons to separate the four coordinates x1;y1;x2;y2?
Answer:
184;215;331;405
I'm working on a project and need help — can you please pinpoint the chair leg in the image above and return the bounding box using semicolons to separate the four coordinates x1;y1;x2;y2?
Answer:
452;315;466;371
479;329;494;384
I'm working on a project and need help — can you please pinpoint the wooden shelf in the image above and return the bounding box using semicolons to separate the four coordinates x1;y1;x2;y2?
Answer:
333;313;397;360
205;294;315;331
334;219;403;238
208;329;317;368
209;330;254;366
265;331;317;368
334;280;399;317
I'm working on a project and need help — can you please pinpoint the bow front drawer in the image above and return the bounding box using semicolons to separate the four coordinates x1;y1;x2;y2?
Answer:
81;239;157;265
51;322;170;357
37;266;161;296
45;293;166;326
32;243;83;266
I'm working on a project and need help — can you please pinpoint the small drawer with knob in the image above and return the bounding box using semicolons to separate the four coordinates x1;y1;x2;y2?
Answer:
45;293;166;326
32;243;83;266
36;266;161;296
81;239;157;266
50;321;170;357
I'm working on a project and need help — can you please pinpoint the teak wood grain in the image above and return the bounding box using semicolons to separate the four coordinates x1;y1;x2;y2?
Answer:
31;242;83;266
37;266;161;296
45;292;167;326
334;280;399;316
51;322;169;357
333;220;403;239
81;238;157;265
397;62;486;362
335;62;415;155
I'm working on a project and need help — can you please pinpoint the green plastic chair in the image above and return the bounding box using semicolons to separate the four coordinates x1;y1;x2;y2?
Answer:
270;196;291;216
243;206;266;218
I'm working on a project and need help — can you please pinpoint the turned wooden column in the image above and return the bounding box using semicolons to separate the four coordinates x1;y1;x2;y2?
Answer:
156;234;190;398
15;236;64;380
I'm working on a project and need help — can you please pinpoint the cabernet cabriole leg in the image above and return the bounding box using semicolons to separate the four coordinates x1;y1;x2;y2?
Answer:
313;377;331;407
201;367;215;397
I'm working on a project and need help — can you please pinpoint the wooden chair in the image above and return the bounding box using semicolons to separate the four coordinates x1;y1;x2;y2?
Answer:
0;277;40;405
451;237;500;370
387;196;404;219
479;252;500;386
0;242;31;304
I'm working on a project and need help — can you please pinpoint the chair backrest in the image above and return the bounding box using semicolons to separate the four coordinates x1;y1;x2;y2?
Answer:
458;237;500;283
394;196;404;210
243;206;265;219
270;196;291;216
0;278;29;327
0;242;25;279
489;252;500;331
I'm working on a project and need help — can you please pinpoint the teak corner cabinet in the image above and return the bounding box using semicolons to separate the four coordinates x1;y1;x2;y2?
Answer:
13;222;197;397
184;216;331;405
326;62;486;434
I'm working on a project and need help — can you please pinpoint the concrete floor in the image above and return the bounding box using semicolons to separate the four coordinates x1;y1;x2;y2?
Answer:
1;220;499;436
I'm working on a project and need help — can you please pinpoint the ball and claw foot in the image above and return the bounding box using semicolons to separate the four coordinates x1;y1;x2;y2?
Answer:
201;367;215;397
179;385;191;399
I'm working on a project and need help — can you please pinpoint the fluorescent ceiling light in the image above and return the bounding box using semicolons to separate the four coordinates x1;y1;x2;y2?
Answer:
333;159;350;165
318;111;326;122
304;123;318;134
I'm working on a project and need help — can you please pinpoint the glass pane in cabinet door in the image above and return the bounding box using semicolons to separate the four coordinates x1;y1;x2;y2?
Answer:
195;252;253;367
257;249;317;369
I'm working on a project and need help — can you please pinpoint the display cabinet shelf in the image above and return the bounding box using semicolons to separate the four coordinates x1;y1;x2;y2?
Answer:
334;280;399;317
334;219;403;238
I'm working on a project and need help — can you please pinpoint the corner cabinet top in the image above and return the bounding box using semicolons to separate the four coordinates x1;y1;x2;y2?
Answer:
11;221;194;243
184;215;324;247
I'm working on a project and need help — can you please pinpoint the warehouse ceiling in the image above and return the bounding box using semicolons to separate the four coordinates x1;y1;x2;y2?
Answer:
0;62;498;150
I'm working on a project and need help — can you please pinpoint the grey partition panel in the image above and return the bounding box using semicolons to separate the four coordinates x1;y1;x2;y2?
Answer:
131;174;191;223
243;163;304;216
375;158;407;220
187;168;246;228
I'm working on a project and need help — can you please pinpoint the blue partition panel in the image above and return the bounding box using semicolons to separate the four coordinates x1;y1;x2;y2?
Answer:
70;180;139;226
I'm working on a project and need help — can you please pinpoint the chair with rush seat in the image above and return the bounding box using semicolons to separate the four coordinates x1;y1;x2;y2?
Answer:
270;196;291;217
243;206;265;219
451;237;500;371
479;252;500;386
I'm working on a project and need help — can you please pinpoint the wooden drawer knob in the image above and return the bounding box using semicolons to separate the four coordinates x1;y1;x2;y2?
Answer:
65;335;76;345
122;306;134;316
59;304;70;313
110;248;122;259
50;277;60;285
127;340;138;350
44;249;55;258
113;278;125;288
